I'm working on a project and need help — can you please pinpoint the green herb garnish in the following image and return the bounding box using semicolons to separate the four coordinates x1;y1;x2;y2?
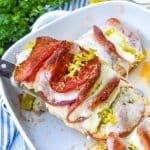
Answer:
0;0;72;57
67;48;96;78
98;108;116;125
128;143;138;150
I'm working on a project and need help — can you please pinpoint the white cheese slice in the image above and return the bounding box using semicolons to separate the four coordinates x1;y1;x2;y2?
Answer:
16;48;32;65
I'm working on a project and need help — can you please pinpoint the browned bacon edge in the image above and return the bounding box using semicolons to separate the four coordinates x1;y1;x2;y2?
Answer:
106;18;121;27
88;77;120;109
66;69;101;123
93;25;126;61
66;57;101;123
107;132;127;150
39;91;75;106
14;37;59;82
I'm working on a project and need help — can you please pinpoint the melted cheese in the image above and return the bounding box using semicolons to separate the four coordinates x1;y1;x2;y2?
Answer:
34;70;80;102
100;86;145;137
16;48;32;65
106;32;135;63
125;128;144;150
75;30;112;66
130;117;150;150
139;117;150;135
68;64;118;121
100;102;144;137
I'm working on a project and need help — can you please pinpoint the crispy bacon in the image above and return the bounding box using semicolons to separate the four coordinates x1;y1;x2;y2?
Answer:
41;40;73;71
137;126;150;150
107;132;127;150
14;37;60;82
93;25;121;57
50;55;101;93
67;78;99;123
39;92;75;106
106;18;121;27
88;77;120;109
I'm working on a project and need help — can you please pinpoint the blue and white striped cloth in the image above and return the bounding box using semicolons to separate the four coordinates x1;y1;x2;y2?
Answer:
0;0;87;150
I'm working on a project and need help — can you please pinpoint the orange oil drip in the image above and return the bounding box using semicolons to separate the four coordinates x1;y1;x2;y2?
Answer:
139;61;150;86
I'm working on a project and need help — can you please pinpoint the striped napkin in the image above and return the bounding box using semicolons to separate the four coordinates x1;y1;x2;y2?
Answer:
0;1;87;150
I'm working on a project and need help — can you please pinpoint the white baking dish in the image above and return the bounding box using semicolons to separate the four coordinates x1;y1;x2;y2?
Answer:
0;1;150;150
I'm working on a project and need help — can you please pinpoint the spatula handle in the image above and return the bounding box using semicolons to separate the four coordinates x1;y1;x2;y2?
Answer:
0;59;15;78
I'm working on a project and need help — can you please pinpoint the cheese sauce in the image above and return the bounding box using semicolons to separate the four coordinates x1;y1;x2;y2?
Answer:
16;48;32;65
105;32;135;63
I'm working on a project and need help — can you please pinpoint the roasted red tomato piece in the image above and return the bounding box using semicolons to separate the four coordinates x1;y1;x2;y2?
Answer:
88;77;120;109
50;55;101;93
87;131;105;141
50;51;74;92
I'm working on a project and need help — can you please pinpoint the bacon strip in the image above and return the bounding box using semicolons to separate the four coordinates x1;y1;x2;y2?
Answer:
106;18;121;27
39;91;75;106
66;58;101;123
14;37;60;82
137;126;150;150
66;79;98;123
35;41;75;106
93;25;122;58
88;77;120;109
41;41;73;71
107;132;127;150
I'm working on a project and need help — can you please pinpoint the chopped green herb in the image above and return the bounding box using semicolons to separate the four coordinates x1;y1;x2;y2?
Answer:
128;143;138;150
98;108;116;125
67;48;96;77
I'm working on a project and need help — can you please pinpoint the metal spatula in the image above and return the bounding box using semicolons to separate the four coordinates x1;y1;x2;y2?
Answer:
0;59;15;78
0;59;40;99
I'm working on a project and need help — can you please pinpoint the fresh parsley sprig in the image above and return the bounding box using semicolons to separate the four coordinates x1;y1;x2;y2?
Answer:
0;0;72;56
